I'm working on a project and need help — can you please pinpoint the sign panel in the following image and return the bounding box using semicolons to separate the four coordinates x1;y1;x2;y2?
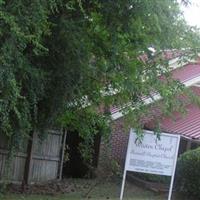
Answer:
120;129;180;200
125;130;180;176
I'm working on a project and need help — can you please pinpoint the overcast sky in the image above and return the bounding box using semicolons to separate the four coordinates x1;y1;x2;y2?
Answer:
180;0;200;27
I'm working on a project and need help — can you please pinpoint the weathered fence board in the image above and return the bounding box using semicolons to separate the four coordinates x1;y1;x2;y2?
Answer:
12;156;26;182
0;130;63;184
0;154;6;178
31;160;58;182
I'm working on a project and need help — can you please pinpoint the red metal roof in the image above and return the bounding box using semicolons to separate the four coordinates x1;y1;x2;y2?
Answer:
110;62;200;115
145;86;200;140
171;62;200;83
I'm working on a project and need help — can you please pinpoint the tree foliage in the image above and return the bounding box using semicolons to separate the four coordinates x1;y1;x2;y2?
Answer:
0;0;200;146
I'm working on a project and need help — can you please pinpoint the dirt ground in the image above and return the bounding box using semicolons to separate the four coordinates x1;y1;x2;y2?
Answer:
1;178;185;200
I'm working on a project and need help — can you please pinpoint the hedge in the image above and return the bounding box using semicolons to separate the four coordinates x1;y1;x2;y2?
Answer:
176;147;200;199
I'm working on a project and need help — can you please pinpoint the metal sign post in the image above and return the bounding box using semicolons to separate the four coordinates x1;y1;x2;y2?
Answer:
120;170;127;200
120;132;132;200
167;133;180;200
120;129;180;200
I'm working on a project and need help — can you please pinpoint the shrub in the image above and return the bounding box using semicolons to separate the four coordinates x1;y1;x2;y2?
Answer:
176;147;200;199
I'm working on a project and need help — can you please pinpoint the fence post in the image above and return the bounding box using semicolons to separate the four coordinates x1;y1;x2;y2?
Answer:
58;129;67;180
22;131;35;191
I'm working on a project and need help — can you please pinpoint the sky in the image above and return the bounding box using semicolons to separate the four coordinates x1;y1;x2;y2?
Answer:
180;0;200;27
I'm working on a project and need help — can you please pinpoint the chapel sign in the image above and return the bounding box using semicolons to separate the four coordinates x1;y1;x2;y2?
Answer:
120;129;180;200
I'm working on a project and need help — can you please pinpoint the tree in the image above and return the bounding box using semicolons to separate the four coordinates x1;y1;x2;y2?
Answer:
0;0;200;148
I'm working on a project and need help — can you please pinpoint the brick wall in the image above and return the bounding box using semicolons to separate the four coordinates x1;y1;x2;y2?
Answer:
99;117;129;167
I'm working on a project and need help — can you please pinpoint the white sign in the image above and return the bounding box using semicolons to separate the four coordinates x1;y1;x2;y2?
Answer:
125;130;179;176
120;129;180;200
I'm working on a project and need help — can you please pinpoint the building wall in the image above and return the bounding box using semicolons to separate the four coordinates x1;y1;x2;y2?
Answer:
99;117;129;167
110;118;129;165
99;117;200;170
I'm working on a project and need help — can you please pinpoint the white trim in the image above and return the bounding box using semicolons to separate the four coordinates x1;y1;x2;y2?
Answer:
111;111;124;120
168;57;185;70
184;76;200;87
111;94;161;120
111;75;200;120
168;57;196;71
193;83;200;87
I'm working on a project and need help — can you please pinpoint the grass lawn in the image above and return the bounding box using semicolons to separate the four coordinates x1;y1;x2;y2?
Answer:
0;178;184;200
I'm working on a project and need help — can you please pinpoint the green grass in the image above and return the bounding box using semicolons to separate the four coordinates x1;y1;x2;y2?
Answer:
0;179;183;200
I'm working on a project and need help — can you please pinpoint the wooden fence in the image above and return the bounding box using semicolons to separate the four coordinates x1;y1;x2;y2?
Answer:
0;130;64;184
